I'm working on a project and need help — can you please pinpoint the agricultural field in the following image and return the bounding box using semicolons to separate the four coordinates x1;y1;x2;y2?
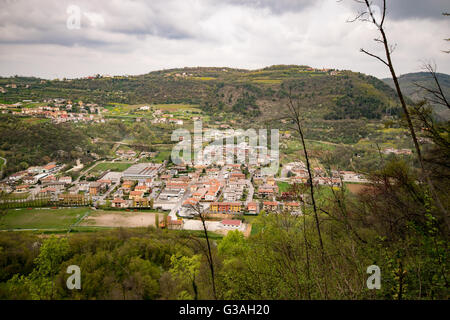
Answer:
0;207;90;230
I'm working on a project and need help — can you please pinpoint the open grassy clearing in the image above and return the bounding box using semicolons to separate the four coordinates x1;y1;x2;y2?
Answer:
0;207;90;230
277;181;291;193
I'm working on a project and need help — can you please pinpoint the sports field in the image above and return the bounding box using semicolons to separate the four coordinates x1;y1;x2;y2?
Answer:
80;210;161;228
0;207;90;230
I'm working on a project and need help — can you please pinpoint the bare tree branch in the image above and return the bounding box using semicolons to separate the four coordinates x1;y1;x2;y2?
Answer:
360;48;389;67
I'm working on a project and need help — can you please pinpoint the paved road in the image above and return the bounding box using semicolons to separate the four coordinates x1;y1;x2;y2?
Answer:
99;181;121;202
74;160;105;184
169;189;191;220
244;180;254;205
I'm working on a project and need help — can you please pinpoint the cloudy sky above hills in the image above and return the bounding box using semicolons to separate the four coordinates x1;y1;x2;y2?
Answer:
0;0;449;79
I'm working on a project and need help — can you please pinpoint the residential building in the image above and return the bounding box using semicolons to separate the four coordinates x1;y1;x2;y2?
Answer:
209;202;242;214
129;190;144;200
221;219;242;229
112;198;128;208
59;176;72;184
263;201;279;212
247;202;259;214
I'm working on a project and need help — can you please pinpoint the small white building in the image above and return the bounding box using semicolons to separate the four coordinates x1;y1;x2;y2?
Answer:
221;219;242;229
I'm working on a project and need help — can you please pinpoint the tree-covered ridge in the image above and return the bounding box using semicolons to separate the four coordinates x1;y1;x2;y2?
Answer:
383;72;450;120
0;115;174;175
0;65;402;122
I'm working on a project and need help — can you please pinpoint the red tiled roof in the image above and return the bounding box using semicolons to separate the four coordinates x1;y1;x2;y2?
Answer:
210;202;241;206
285;202;300;207
183;198;199;206
247;202;258;209
221;219;242;226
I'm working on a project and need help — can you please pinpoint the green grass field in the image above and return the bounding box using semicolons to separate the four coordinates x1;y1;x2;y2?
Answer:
277;181;291;193
0;207;91;230
250;221;263;236
0;157;4;170
153;150;172;163
91;162;133;173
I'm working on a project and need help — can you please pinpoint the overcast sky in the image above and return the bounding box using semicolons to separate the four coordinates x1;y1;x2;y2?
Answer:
0;0;449;79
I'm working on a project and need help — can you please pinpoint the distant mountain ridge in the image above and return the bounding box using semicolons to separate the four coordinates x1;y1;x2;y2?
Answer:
382;72;450;120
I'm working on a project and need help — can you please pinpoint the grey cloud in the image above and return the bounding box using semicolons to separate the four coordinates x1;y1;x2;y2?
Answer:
0;0;195;46
220;0;317;14
345;0;449;21
387;0;449;20
0;0;448;79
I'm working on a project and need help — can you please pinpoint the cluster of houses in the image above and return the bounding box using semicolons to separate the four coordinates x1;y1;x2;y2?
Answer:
19;107;104;124
0;162;71;199
151;116;184;125
284;161;367;186
1;145;372;235
1;98;106;124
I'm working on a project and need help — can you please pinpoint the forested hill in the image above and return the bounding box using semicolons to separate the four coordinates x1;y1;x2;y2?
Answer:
382;72;450;120
0;65;402;123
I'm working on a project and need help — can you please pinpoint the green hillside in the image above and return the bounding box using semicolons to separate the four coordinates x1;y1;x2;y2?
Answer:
382;72;450;120
0;65;402;124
